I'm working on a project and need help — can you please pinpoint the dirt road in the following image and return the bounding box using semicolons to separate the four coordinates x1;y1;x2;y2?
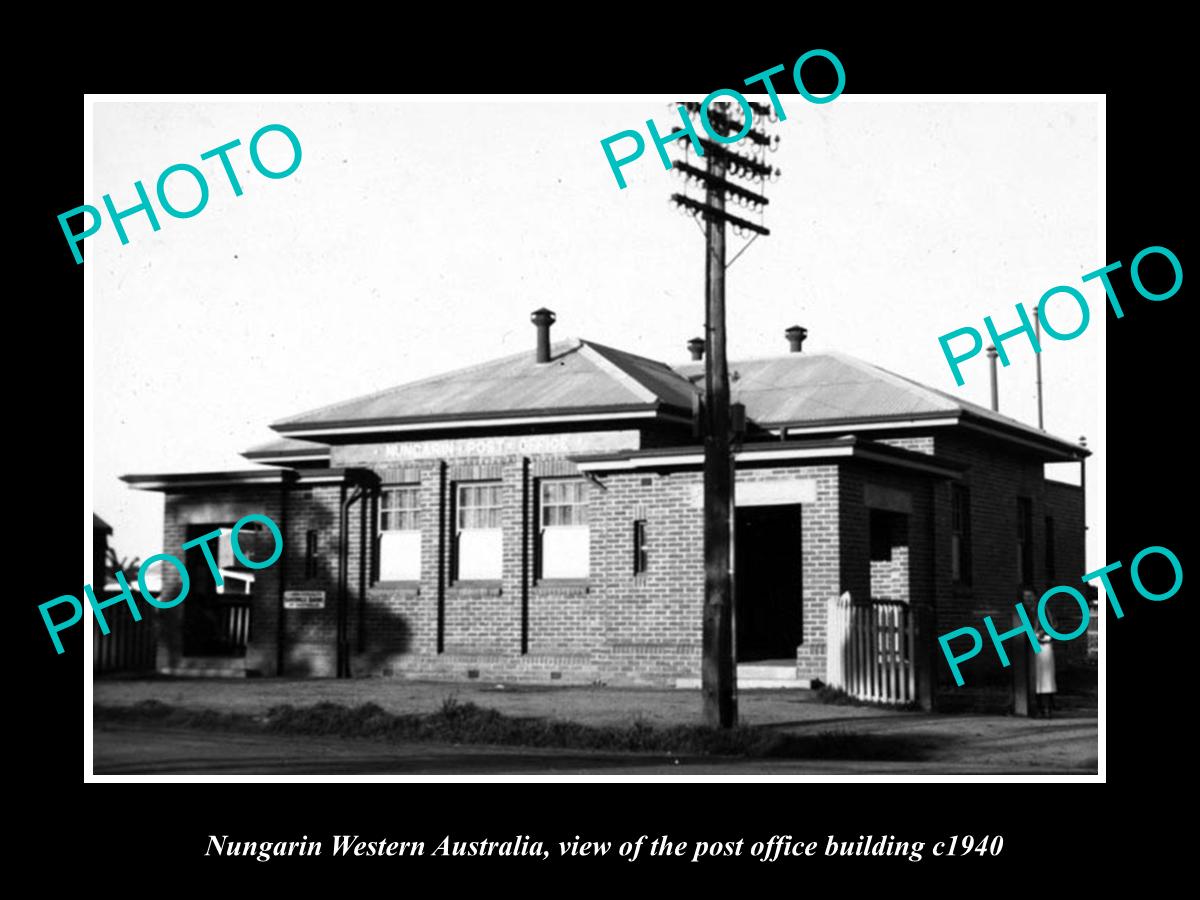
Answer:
94;723;1096;775
93;678;1097;774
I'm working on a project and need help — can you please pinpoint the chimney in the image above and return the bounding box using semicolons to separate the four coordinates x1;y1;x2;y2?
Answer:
784;325;808;353
986;345;999;411
530;308;556;363
687;337;705;361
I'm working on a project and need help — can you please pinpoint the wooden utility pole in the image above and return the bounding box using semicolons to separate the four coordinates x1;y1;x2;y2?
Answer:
670;101;778;728
701;150;735;727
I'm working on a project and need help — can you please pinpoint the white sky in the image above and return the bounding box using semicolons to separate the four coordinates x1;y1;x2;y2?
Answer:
92;98;1101;570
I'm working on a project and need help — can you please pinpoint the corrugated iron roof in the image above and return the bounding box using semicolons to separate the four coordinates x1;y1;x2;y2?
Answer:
266;337;1081;458
677;352;959;422
273;339;698;431
678;351;1082;453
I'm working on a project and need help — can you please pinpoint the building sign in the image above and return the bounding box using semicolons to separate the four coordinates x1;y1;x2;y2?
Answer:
687;477;819;509
334;430;640;465
283;590;325;610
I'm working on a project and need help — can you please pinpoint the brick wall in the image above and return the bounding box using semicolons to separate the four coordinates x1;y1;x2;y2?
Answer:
591;470;703;683
323;442;848;685
876;435;936;456
931;433;1087;690
331;442;614;683
277;484;350;677
834;464;935;683
159;487;286;675
159;482;371;678
1043;479;1086;584
154;427;1086;691
870;546;910;602
1043;478;1089;663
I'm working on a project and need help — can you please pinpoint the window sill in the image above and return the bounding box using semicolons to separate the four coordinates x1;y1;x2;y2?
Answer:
449;581;503;597
371;581;421;593
533;579;591;595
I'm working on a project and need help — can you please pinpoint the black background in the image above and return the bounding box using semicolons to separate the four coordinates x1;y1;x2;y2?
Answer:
20;21;1188;885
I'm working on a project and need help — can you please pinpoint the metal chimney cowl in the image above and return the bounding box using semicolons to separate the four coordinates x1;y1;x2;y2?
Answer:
531;308;556;363
785;325;808;353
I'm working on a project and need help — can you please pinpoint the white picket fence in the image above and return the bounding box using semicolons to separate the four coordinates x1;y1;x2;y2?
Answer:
826;592;916;705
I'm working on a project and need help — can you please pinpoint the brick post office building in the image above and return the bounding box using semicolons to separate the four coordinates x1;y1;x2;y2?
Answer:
123;309;1089;694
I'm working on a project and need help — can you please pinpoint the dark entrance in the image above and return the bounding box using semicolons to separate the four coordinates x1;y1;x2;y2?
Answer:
182;524;252;657
734;504;804;662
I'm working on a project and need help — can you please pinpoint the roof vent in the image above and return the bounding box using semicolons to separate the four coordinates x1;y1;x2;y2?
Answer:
785;325;808;353
687;337;705;361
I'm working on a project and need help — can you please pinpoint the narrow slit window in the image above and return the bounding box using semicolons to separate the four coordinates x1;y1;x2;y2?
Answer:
305;529;319;579
951;484;972;586
633;519;648;575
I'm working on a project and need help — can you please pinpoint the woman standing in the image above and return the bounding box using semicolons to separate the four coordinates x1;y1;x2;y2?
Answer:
1020;587;1058;718
1034;617;1057;718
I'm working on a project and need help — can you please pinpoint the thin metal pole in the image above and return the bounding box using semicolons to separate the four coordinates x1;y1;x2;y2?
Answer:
1034;305;1044;429
276;478;288;676
338;482;347;677
986;345;999;412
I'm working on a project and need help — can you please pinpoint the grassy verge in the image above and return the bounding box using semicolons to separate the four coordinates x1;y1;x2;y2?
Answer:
814;685;921;711
95;697;941;761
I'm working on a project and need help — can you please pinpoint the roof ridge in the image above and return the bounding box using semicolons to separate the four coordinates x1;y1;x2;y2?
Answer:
272;338;586;429
577;343;659;405
678;350;845;370
582;339;679;372
580;340;701;405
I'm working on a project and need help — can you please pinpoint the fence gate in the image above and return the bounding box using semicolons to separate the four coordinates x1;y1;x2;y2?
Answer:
825;592;916;705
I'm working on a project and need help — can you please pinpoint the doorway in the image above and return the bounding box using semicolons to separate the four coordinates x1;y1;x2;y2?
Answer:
182;523;253;657
734;504;804;662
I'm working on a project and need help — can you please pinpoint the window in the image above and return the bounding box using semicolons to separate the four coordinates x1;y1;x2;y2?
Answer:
633;520;649;575
538;480;590;579
456;482;503;580
379;485;421;582
951;484;972;586
217;520;269;571
1045;515;1056;582
212;521;269;595
304;529;319;579
1017;497;1034;587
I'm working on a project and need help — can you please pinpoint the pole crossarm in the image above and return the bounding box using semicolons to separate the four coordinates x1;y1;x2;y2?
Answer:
673;161;769;207
671;194;771;236
680;103;774;146
670;136;777;181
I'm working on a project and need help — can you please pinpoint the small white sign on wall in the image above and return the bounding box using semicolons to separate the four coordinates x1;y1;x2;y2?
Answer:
283;590;326;610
